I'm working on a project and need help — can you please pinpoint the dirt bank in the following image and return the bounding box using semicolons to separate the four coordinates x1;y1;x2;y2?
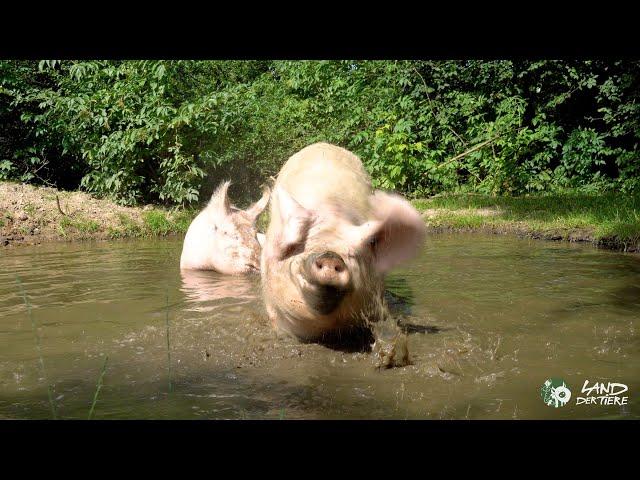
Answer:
0;182;192;247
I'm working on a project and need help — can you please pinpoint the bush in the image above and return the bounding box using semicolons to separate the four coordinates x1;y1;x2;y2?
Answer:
1;60;638;204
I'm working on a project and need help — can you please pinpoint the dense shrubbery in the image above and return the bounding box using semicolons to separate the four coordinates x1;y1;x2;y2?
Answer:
1;60;638;206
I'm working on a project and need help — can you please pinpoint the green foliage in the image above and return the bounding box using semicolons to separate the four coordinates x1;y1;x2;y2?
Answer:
76;218;100;234
57;215;100;236
143;211;172;236
1;60;639;204
109;213;141;238
107;210;195;239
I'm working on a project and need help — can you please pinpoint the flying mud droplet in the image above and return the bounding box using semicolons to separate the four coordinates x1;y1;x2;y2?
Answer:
371;317;410;369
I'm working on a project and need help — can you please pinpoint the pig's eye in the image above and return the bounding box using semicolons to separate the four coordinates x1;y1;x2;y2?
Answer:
279;241;304;260
368;235;378;250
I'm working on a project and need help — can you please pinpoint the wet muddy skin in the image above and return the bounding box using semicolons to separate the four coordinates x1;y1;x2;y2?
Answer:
1;234;638;419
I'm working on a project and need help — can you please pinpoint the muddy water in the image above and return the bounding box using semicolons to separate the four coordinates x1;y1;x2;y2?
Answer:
1;234;638;419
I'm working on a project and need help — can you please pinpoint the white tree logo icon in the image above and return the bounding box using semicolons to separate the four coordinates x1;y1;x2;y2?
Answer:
541;378;572;408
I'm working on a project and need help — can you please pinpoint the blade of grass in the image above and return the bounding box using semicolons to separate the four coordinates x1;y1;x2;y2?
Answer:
88;355;109;420
16;275;57;420
165;290;173;393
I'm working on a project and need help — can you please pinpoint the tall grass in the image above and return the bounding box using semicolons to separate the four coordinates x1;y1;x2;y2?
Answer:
88;355;109;420
165;291;173;393
15;275;57;419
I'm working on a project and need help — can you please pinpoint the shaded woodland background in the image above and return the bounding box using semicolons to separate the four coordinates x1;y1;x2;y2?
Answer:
1;60;638;206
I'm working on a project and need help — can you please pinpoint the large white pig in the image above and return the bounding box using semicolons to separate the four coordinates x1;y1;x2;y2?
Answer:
261;142;426;340
180;181;269;274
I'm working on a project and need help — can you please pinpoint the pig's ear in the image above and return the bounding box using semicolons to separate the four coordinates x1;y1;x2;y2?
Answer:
245;186;270;224
270;186;315;260
208;181;232;217
355;191;426;273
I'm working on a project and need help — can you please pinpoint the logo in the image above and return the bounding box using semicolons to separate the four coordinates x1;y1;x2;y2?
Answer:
576;380;629;406
541;378;572;408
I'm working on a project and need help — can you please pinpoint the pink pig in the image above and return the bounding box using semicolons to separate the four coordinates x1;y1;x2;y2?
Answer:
180;181;270;274
261;143;426;340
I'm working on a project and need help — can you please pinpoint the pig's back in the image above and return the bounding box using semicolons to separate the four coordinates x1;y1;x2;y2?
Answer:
277;143;372;218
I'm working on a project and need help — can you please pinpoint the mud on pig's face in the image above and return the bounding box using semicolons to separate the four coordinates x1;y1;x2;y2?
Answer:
180;181;269;275
212;182;270;274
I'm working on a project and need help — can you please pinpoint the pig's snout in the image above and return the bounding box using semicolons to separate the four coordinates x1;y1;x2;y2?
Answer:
305;251;351;290
301;251;352;315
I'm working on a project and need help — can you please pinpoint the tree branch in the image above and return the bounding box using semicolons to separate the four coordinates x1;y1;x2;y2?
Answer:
424;133;503;177
56;195;68;216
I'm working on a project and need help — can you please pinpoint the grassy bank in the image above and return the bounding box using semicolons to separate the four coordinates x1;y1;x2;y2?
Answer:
3;181;639;253
1;181;196;247
106;210;194;239
413;192;640;252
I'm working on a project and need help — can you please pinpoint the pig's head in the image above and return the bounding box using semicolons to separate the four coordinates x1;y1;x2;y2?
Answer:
262;186;426;339
197;181;269;275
